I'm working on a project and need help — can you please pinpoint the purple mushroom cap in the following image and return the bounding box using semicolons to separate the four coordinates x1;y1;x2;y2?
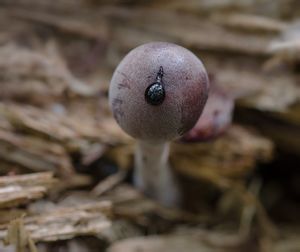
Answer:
182;84;234;142
109;42;209;141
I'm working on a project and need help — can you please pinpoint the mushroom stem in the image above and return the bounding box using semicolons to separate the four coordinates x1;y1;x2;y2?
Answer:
134;140;181;207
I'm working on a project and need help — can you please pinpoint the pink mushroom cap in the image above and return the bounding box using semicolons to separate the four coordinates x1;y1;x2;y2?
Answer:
109;42;209;141
181;83;234;142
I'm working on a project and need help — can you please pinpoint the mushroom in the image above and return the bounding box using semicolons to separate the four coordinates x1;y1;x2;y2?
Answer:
182;81;234;142
109;42;209;207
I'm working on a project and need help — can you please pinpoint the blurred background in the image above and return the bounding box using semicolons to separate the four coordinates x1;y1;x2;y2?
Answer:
0;0;299;251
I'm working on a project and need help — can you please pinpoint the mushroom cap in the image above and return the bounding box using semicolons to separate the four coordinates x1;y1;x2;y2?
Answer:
181;83;234;142
109;42;209;141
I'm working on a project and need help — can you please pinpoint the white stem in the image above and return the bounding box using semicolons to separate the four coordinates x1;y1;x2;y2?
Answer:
134;140;181;207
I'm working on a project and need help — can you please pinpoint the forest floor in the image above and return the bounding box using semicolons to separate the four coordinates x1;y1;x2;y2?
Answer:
0;1;299;251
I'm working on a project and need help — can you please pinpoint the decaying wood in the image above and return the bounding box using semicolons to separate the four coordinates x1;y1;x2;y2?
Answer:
0;1;299;251
106;8;273;56
0;98;128;175
0;0;84;13
107;235;222;252
236;108;300;155
0;201;112;242
0;209;26;225
267;22;300;65
3;218;38;252
10;9;109;40
211;13;288;33
0;172;54;187
0;127;74;176
0;43;71;104
0;186;46;209
0;172;55;208
105;184;213;226
172;125;273;180
201;56;300;113
146;0;300;19
0;100;127;147
91;170;127;197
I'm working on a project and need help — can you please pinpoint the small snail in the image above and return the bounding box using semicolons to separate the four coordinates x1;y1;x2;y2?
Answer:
145;66;165;106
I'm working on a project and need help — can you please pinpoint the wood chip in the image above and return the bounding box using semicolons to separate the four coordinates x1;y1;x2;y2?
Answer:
0;172;56;208
91;170;127;197
0;126;74;176
0;202;112;242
